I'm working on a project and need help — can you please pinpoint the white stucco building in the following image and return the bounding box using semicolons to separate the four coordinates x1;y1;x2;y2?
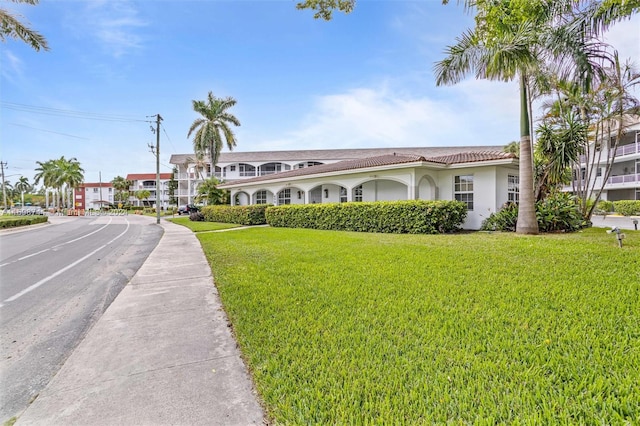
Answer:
126;173;173;208
169;146;506;208
73;183;114;210
217;151;519;230
565;116;640;201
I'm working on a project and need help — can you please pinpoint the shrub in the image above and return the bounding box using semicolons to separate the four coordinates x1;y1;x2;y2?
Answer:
129;206;144;211
613;200;640;216
482;192;585;232
265;200;467;234
189;211;205;221
536;191;585;232
595;200;614;215
0;215;48;229
200;204;269;225
481;202;518;232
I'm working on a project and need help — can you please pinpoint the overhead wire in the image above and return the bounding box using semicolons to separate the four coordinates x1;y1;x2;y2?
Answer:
1;101;151;123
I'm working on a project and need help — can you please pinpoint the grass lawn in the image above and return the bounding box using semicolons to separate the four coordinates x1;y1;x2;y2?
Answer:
197;226;639;424
166;217;241;232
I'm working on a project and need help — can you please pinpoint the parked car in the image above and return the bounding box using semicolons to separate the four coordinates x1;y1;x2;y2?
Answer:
177;204;199;215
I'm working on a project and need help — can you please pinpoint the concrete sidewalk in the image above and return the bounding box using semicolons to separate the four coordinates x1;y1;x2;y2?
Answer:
16;219;265;426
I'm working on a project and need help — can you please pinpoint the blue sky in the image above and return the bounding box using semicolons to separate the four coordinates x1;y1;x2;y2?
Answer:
1;0;638;185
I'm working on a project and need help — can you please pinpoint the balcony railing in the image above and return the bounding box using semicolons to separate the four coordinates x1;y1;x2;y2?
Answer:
176;172;222;180
607;173;639;185
615;142;640;157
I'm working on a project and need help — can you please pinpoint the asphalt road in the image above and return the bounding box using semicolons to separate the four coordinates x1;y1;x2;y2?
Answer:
0;214;163;422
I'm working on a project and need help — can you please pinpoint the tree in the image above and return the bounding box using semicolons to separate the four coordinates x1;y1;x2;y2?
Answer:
433;0;636;234
187;91;241;168
135;189;151;207
56;156;84;207
195;177;228;206
296;0;355;20
34;156;84;208
1;0;49;51
168;167;178;206
14;175;32;206
112;175;132;205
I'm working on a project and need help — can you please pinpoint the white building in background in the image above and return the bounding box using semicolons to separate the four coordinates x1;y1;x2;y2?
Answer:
566;116;640;201
168;146;506;207
73;183;114;210
126;173;173;208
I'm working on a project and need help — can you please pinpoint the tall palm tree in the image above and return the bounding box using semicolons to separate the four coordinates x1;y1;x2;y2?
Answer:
55;156;84;208
34;159;58;207
187;91;241;168
434;0;631;234
14;176;32;207
0;0;49;51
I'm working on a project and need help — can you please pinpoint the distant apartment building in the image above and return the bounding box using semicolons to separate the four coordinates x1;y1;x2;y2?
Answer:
564;115;640;201
74;183;114;210
126;173;173;208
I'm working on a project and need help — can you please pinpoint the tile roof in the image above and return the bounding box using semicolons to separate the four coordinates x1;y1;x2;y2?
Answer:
169;145;507;165
426;151;516;164
219;151;515;187
126;173;172;181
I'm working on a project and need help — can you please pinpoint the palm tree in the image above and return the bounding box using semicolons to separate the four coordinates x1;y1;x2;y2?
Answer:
14;176;32;207
34;159;58;207
112;175;132;205
434;0;631;234
0;0;49;51
55;156;84;208
187;91;241;168
195;177;227;206
135;189;151;207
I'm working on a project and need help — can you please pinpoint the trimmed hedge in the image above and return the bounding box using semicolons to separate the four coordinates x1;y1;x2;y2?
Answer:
613;200;640;216
200;204;269;225
265;200;467;234
0;215;48;229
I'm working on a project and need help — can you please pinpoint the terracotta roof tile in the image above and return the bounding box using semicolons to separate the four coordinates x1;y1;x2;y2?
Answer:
426;151;516;164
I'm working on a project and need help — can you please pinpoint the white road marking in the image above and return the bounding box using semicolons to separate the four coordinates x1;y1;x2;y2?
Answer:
3;219;130;304
0;217;113;268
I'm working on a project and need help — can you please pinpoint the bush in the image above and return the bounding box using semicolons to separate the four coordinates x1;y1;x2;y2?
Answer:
481;202;518;232
189;211;205;221
613;200;640;216
536;192;585;232
265;200;467;234
594;200;614;215
200;204;269;225
0;215;48;229
482;192;585;232
129;206;144;211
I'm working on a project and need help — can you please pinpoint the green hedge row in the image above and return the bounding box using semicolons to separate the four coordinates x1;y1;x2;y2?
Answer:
0;215;48;229
613;200;640;216
200;204;269;225
265;200;467;234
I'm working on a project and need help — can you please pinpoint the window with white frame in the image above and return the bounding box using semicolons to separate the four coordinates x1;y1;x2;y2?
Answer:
93;188;99;193
353;185;363;202
255;190;267;204
454;175;474;210
278;188;291;205
508;174;519;203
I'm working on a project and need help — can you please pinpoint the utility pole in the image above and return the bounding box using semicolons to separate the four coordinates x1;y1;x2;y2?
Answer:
1;161;7;213
155;114;162;224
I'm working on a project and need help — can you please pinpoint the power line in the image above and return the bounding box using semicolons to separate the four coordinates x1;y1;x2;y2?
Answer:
8;123;90;140
1;101;151;123
160;122;178;154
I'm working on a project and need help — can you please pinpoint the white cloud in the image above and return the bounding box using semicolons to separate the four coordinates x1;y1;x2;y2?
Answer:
81;0;148;58
0;50;25;84
252;80;521;151
603;14;640;65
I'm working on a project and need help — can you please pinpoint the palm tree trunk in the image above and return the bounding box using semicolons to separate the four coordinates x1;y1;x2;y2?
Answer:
516;74;539;235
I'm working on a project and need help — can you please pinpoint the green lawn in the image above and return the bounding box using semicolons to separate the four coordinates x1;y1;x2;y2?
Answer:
166;217;241;232
197;227;639;424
